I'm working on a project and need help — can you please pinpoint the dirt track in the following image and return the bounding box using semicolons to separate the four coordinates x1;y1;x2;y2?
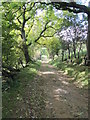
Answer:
11;63;88;118
35;63;88;118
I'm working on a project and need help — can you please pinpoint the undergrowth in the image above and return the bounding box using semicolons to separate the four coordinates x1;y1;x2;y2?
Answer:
2;61;41;118
50;58;89;89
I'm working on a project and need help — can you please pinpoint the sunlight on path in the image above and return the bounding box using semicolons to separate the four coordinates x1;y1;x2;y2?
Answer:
9;62;88;118
37;63;88;118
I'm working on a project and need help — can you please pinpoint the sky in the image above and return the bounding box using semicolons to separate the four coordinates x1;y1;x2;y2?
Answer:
36;0;90;21
1;0;90;6
81;0;90;6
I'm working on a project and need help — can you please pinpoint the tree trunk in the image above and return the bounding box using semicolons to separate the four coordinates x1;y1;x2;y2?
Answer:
18;57;24;68
72;39;76;58
22;43;30;64
87;14;90;65
62;50;64;61
56;51;58;56
52;54;54;60
64;52;67;60
21;28;30;64
71;50;73;62
78;42;82;59
68;44;70;59
73;46;76;58
68;49;70;59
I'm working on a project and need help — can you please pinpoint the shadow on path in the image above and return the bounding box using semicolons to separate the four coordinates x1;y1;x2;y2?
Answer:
36;63;88;118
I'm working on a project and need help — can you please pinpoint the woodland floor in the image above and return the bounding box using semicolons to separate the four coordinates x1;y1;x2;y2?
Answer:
3;62;88;118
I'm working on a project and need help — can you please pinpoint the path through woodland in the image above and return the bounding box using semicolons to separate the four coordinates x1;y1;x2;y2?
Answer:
7;62;88;118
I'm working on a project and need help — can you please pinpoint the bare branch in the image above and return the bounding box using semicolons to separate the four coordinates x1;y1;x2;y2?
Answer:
17;18;22;24
16;13;23;24
25;16;31;21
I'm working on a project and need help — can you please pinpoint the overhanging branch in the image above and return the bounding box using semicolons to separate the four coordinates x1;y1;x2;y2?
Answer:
52;2;90;14
38;1;90;15
27;20;50;46
27;21;60;46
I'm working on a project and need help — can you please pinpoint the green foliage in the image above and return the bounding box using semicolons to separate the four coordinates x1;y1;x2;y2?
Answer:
2;1;88;87
2;61;40;118
50;58;88;88
40;47;48;56
2;5;18;68
2;2;89;118
45;37;61;57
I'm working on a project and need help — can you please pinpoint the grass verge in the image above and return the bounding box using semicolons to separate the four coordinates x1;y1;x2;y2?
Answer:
50;58;89;89
2;61;41;118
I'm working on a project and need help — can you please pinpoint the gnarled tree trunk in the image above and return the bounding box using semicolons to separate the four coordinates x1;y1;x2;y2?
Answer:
21;24;30;64
22;43;30;64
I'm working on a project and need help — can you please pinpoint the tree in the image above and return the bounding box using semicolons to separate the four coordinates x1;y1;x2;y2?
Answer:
46;37;61;59
39;1;90;65
51;1;90;64
2;1;90;64
2;2;54;64
2;3;21;68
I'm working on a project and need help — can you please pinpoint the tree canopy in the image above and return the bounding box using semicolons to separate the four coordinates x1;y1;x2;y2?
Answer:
2;1;90;79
